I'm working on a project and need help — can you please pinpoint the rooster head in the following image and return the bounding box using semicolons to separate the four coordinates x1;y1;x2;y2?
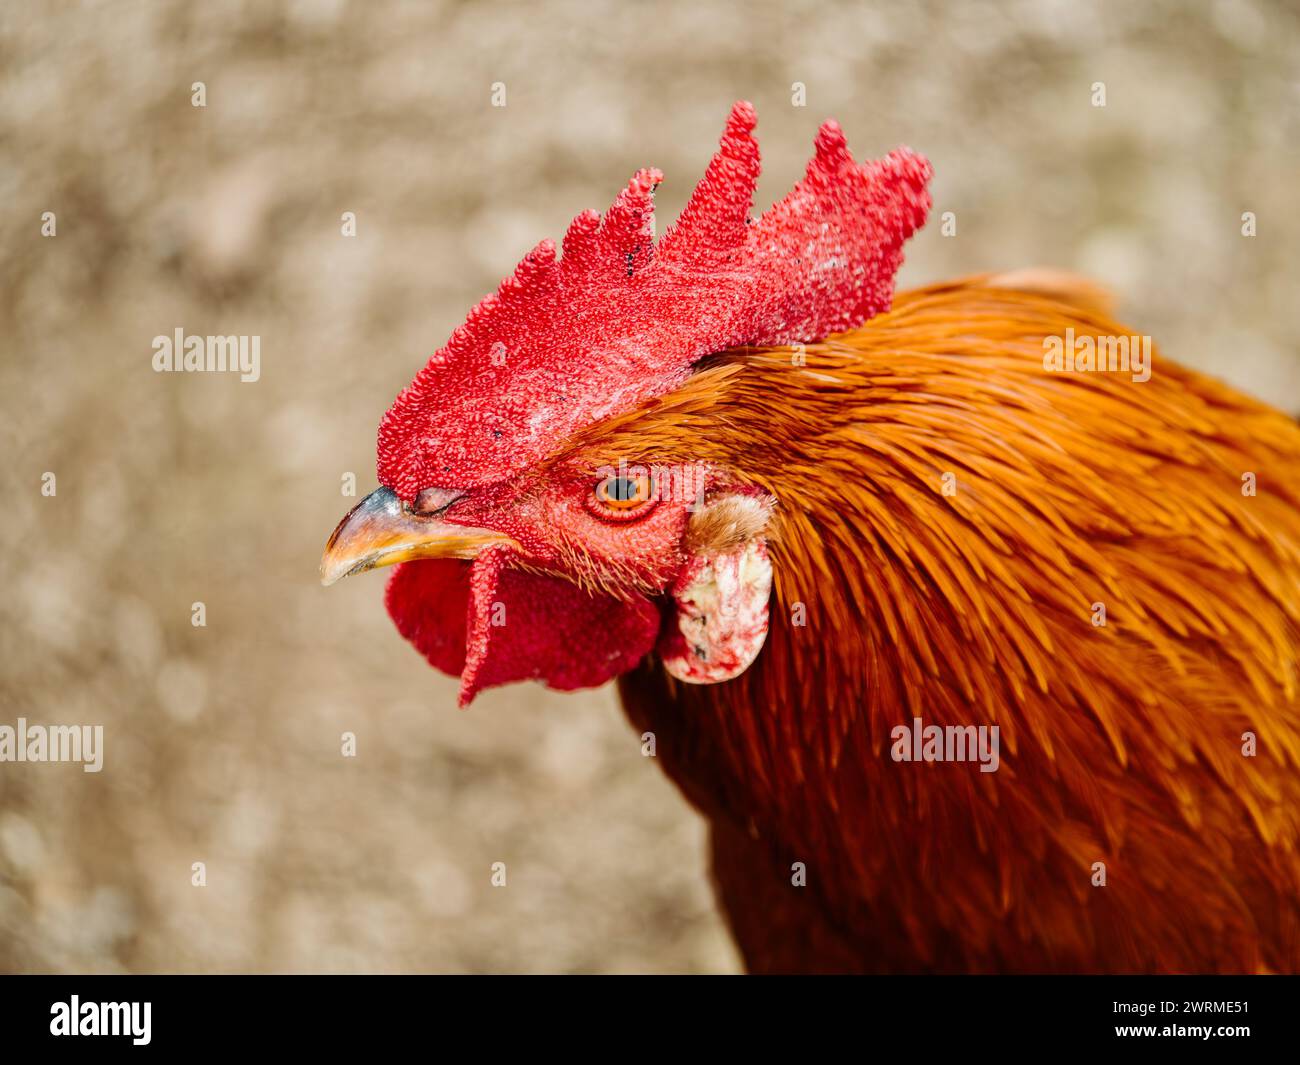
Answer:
321;101;931;706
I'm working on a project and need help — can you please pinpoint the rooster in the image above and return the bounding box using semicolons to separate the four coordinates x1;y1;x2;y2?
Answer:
321;102;1300;974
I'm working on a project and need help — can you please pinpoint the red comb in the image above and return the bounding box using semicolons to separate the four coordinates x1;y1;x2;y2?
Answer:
378;101;931;497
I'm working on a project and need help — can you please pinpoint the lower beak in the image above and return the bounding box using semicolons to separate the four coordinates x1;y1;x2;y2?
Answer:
320;486;515;586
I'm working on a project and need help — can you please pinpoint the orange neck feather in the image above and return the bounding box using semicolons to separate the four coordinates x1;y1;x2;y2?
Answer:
602;278;1300;972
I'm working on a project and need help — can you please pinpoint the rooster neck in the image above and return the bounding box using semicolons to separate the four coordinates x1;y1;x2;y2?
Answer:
610;278;1300;972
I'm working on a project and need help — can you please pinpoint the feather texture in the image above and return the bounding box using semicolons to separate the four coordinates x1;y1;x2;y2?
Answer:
594;277;1300;973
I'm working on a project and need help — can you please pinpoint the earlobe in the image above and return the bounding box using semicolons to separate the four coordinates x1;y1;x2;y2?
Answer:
659;494;774;684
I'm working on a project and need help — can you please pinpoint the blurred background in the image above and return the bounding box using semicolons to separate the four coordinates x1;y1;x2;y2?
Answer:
0;0;1296;973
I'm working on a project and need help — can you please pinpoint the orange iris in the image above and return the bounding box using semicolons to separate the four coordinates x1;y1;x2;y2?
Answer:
591;472;657;520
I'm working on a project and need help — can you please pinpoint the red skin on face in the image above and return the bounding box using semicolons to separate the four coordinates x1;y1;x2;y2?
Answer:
384;463;696;705
438;462;693;587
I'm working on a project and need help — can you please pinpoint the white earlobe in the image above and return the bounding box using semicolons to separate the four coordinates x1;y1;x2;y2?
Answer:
660;537;772;684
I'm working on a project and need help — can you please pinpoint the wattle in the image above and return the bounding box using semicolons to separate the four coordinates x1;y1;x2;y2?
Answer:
384;551;662;707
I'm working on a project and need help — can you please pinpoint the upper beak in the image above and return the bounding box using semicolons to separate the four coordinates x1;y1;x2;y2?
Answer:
320;485;515;586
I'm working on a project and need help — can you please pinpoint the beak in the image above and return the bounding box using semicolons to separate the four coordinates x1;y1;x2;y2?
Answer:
320;486;515;586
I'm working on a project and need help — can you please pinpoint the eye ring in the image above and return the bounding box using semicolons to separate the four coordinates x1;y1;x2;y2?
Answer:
588;471;658;522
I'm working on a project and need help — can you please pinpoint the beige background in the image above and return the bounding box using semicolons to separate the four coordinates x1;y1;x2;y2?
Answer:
1;0;1297;973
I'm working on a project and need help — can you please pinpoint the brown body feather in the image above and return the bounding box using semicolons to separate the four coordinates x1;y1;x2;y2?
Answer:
588;277;1300;973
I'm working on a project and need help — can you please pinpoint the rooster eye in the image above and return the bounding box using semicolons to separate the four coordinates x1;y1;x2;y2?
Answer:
589;472;657;521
